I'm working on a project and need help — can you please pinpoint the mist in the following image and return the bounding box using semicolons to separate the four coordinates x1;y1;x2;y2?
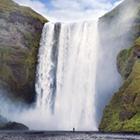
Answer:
95;0;140;125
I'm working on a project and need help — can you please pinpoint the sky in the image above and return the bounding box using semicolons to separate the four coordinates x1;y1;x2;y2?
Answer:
13;0;123;21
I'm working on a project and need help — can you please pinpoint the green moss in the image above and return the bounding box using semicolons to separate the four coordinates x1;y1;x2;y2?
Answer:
117;47;134;79
135;37;140;46
100;61;140;131
99;91;123;132
100;106;122;132
123;113;140;131
100;38;140;132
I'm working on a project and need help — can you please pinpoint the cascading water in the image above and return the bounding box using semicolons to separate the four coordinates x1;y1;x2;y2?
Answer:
35;21;98;130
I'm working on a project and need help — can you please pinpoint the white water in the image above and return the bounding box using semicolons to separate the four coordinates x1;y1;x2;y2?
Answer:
35;21;98;130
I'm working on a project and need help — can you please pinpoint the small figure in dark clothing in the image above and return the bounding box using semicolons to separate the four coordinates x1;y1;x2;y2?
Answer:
73;128;75;132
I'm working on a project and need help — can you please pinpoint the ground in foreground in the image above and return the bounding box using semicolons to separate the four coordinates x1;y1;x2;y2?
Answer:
0;131;140;140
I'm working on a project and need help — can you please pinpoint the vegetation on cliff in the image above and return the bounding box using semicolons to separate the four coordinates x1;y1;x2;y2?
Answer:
0;0;48;103
99;38;140;132
99;0;140;132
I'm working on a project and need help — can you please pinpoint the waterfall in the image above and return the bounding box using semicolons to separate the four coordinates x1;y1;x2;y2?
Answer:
35;21;98;130
7;3;135;129
0;12;136;131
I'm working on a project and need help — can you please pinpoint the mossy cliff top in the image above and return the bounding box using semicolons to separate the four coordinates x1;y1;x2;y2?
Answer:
0;0;48;103
0;0;47;24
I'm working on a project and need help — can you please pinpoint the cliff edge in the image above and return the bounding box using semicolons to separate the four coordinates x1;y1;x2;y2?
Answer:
0;0;47;103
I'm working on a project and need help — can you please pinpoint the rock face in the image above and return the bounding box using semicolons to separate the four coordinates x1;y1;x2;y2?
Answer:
1;122;29;130
0;0;47;103
99;0;140;132
0;115;29;130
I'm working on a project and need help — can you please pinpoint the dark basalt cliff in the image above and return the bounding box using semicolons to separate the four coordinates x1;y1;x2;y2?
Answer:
0;0;47;103
0;115;29;130
99;0;140;132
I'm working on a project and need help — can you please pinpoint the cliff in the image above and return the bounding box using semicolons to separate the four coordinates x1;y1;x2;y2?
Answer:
99;0;140;132
0;0;47;103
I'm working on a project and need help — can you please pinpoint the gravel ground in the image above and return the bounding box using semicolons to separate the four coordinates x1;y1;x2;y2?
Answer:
0;131;140;140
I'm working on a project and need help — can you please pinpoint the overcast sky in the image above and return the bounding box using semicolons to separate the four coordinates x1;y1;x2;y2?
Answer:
13;0;123;21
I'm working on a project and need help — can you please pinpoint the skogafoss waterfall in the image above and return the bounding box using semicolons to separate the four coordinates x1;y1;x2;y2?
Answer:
0;12;136;131
35;21;98;130
0;0;138;132
1;18;134;131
